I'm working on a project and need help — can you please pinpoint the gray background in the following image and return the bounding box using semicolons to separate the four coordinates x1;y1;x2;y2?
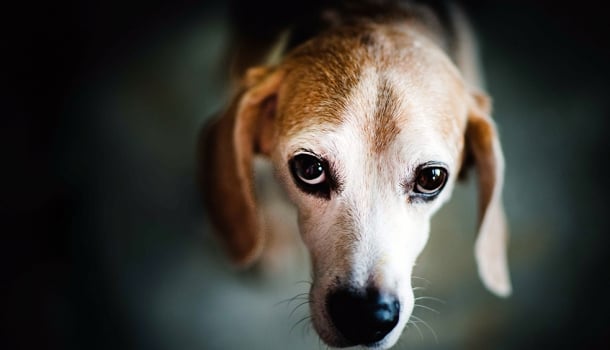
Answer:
5;1;610;349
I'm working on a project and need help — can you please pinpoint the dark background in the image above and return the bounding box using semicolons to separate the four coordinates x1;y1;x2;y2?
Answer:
4;1;610;349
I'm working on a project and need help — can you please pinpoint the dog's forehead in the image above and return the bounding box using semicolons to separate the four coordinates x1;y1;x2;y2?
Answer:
341;66;466;157
276;25;468;147
276;27;468;160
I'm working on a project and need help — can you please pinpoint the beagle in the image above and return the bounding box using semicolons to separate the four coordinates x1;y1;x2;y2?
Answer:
198;1;511;348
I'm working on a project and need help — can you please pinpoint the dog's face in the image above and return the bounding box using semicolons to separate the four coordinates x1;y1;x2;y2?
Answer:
272;34;468;348
200;24;510;349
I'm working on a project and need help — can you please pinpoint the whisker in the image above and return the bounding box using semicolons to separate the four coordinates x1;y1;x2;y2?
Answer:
408;320;424;341
411;276;432;290
295;280;313;287
290;315;312;335
273;292;309;307
303;320;314;337
410;315;438;343
411;276;431;283
274;297;308;309
414;296;446;304
289;300;311;318
413;304;440;314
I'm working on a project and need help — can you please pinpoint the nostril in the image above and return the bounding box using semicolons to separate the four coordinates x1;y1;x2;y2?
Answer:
327;288;400;345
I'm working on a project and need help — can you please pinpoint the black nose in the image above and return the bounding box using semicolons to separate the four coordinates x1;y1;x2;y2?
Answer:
327;288;400;345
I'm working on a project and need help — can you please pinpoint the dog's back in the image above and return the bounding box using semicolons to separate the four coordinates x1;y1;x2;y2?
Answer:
228;0;483;88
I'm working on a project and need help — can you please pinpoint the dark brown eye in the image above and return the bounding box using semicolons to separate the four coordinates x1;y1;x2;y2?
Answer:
289;152;331;198
414;166;448;195
292;153;326;185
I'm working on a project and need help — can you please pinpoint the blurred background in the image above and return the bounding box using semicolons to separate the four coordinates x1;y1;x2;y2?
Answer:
4;0;610;349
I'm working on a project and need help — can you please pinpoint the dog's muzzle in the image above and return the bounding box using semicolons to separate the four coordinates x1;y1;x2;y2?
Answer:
327;287;400;346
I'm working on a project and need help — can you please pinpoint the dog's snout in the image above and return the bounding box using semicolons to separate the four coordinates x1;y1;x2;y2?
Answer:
327;288;400;345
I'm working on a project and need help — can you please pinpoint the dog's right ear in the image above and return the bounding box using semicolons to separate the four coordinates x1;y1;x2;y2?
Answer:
463;91;512;298
197;67;284;266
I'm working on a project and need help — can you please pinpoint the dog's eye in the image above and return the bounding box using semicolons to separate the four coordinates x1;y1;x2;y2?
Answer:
414;166;448;196
291;153;326;184
289;152;331;198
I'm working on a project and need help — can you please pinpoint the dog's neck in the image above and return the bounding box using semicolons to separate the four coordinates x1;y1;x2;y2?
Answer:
230;1;466;83
284;1;456;64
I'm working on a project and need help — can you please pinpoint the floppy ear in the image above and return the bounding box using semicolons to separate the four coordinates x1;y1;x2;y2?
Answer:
198;67;283;266
464;92;512;297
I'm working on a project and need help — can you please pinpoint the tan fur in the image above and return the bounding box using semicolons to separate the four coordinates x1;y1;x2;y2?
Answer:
370;79;401;153
201;6;509;291
200;3;510;348
466;92;511;296
198;69;284;265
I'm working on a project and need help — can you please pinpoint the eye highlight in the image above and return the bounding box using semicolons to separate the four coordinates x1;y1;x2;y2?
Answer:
292;153;326;185
289;152;331;198
411;163;449;200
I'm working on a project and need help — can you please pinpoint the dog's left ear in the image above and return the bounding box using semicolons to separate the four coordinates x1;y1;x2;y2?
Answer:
464;91;512;297
197;67;283;267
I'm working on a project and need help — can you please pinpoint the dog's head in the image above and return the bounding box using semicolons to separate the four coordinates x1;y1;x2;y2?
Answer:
199;23;510;349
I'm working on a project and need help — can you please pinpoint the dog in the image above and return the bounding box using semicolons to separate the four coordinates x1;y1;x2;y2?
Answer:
198;1;511;348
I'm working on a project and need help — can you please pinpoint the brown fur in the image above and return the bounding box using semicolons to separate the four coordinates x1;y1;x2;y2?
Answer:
198;69;284;265
371;79;401;153
199;1;510;301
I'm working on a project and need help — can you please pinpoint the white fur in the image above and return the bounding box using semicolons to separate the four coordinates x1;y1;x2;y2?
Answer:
273;66;464;349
